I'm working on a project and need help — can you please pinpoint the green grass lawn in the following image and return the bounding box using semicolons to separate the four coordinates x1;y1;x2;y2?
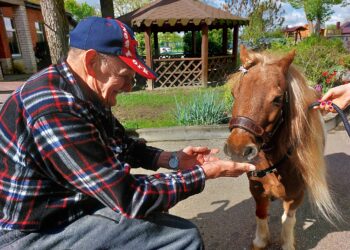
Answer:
112;86;230;129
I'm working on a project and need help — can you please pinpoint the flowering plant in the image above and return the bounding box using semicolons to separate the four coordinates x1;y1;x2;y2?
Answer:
314;65;349;94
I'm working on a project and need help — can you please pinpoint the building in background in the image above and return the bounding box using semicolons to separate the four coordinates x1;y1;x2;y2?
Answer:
0;0;75;77
325;21;350;52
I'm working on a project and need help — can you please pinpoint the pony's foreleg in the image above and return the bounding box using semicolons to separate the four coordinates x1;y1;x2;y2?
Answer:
281;209;296;250
281;200;299;250
252;197;270;250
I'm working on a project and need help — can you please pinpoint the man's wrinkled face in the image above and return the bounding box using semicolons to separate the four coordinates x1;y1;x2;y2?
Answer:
94;54;135;106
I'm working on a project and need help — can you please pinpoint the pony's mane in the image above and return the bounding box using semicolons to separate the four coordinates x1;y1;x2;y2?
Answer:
286;66;341;223
230;51;341;223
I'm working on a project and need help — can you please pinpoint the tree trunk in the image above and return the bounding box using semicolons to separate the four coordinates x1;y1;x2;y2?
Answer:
100;0;114;18
314;18;321;36
308;20;314;35
41;0;69;64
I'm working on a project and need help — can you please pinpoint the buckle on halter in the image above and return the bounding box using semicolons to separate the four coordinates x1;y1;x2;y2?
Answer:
249;171;266;178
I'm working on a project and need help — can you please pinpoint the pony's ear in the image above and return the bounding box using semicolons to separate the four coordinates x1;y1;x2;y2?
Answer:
240;45;249;64
277;49;296;74
240;45;256;69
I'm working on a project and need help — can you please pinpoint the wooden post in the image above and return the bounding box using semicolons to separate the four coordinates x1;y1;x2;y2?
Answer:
99;0;114;18
201;25;208;87
144;27;153;90
233;24;239;68
154;31;159;58
222;26;228;55
192;31;196;56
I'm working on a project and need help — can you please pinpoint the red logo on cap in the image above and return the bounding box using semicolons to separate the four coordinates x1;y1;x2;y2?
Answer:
115;20;137;58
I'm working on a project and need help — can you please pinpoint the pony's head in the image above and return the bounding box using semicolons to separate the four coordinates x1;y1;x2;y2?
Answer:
224;46;296;162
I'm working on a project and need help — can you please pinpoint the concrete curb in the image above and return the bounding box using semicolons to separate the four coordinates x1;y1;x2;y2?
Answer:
136;113;341;142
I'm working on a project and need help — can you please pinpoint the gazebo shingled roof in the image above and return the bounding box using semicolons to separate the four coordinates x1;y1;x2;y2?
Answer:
118;0;249;32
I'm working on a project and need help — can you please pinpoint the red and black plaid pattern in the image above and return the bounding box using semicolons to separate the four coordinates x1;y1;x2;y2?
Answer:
0;61;205;231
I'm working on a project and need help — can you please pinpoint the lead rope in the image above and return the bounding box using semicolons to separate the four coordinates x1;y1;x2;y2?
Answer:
309;101;350;137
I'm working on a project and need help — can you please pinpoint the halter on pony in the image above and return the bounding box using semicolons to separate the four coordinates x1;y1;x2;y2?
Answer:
228;65;292;178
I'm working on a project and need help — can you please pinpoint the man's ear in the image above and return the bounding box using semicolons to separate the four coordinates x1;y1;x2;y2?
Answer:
84;49;98;77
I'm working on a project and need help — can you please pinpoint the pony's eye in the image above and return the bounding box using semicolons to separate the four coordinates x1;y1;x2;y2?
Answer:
272;96;283;106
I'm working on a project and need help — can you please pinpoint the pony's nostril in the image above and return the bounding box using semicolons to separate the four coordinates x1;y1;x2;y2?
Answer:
223;143;228;155
243;145;258;160
243;146;253;157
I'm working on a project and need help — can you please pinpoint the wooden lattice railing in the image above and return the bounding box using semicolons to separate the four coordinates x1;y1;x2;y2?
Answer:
208;55;236;84
153;57;202;88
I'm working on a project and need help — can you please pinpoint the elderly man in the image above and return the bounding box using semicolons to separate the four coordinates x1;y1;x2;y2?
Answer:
0;17;255;249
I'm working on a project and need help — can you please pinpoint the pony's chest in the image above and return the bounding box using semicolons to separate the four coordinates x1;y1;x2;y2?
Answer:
250;162;304;199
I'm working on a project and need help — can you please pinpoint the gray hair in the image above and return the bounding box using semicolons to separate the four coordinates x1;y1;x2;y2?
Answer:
68;47;115;65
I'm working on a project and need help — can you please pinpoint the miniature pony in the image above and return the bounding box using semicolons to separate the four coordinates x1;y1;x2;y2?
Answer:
224;46;340;250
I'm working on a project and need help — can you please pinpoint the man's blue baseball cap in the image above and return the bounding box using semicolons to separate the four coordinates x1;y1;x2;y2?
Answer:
69;16;157;80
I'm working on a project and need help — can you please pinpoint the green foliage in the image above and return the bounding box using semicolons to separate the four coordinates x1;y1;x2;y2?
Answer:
223;0;284;43
174;92;228;126
135;33;145;56
241;10;265;43
64;0;96;22
12;60;26;74
269;35;348;90
314;65;348;94
135;32;184;56
114;0;151;17
341;54;350;69
158;32;183;53
183;29;232;56
223;82;234;111
264;28;284;38
240;2;285;43
326;24;337;29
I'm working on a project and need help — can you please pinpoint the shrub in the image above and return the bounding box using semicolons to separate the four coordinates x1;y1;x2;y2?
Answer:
269;35;348;85
223;82;234;112
174;92;228;126
12;60;26;74
314;65;348;94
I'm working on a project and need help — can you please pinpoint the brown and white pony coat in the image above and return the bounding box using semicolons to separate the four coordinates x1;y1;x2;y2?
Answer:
225;46;340;250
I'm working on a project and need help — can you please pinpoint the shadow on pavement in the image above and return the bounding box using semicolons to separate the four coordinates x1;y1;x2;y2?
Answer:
190;153;350;250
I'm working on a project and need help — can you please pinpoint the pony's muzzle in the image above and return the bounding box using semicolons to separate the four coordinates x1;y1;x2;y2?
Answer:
224;142;258;162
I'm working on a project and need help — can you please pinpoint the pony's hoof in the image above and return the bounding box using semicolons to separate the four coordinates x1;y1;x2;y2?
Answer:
282;243;295;250
252;239;269;250
251;244;267;250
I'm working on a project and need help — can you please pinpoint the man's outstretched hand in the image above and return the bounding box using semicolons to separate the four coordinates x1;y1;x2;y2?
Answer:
201;160;255;179
177;146;219;170
177;146;255;179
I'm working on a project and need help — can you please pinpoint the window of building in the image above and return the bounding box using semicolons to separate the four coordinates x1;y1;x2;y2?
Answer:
4;17;21;57
35;21;45;43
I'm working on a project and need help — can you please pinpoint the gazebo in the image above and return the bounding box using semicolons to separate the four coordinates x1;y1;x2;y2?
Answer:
118;0;249;89
283;26;307;44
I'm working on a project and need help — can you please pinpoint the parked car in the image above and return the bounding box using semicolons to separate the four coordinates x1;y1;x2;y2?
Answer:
160;47;171;53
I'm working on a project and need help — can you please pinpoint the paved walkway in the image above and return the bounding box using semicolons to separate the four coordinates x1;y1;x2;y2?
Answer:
0;76;27;107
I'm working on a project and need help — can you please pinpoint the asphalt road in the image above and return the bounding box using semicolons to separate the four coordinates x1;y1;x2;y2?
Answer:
135;126;350;250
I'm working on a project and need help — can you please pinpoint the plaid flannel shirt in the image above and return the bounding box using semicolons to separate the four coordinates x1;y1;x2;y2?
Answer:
0;61;205;231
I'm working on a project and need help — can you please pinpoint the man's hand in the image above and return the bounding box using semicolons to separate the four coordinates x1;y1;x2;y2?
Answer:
177;146;219;170
201;160;255;179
